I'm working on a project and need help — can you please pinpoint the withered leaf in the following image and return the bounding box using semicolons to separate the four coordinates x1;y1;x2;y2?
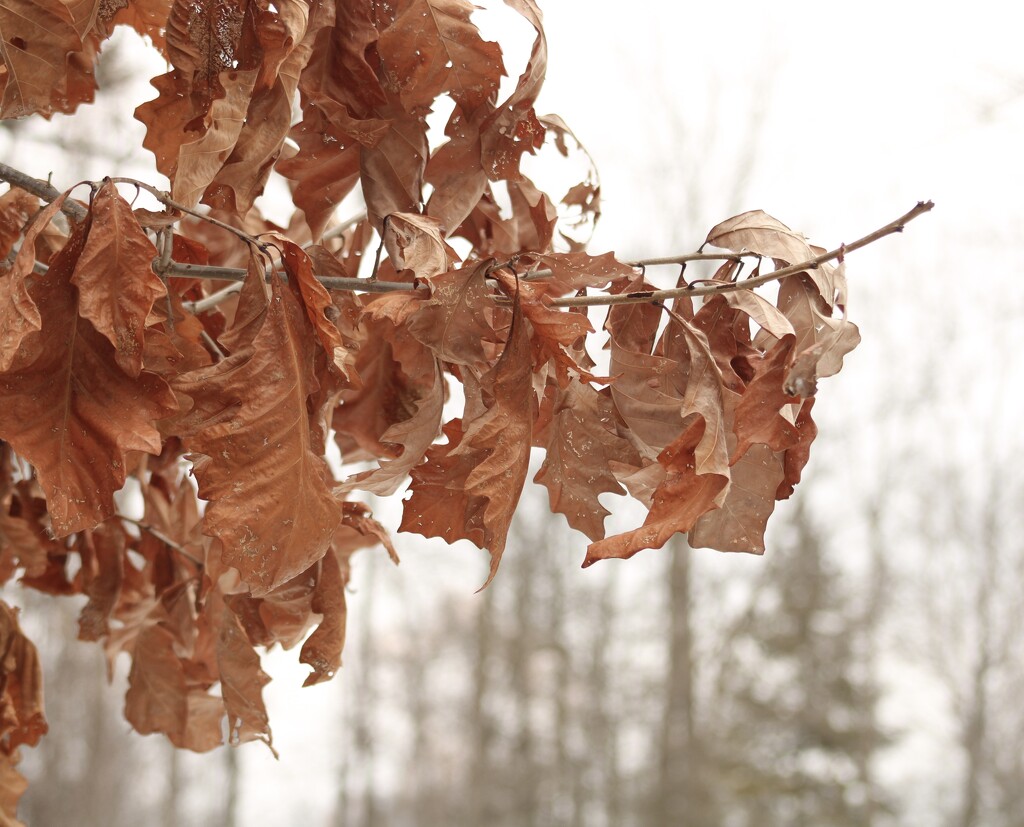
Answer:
336;338;444;496
72;181;167;377
0;601;47;750
174;271;341;597
778;273;861;393
378;0;504;113
359;105;430;229
77;521;126;642
479;0;546;180
535;379;640;541
777;398;817;500
125;622;224;752
730;335;801;463
425;113;489;232
299;547;347;687
218;602;273;749
402;295;533;586
584;418;728;565
0;190;73;372
704;210;841;305
278;237;351;377
406;260;499;371
689;443;784;554
0;0;85;118
0;224;177;536
276;106;362;241
383;212;459;278
658;308;730;478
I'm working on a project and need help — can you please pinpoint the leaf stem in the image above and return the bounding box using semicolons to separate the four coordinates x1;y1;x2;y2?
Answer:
118;515;204;568
545;200;935;307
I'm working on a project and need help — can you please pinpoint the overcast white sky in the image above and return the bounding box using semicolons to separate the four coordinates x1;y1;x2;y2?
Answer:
5;2;1024;821
231;5;1024;820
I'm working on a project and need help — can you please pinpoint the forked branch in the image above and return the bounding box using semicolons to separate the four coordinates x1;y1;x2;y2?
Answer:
0;161;932;307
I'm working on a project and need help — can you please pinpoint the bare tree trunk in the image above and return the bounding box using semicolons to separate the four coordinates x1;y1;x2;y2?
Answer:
356;556;379;827
402;580;432;825
590;577;623;827
654;538;705;826
957;564;995;827
162;743;181;827
466;576;497;826
224;744;240;827
510;549;538;826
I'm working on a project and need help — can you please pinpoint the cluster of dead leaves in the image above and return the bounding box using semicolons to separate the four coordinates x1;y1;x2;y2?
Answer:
0;0;859;821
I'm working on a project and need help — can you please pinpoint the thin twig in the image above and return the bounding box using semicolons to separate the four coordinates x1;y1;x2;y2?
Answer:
0;162;933;309
201;329;227;361
632;251;752;266
545;200;935;307
0;160;88;222
119;515;204;568
184;282;242;314
306;212;367;248
163;261;413;293
107;177;267;250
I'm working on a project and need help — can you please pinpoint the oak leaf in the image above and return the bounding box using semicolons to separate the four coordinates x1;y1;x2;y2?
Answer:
402;295;533;586
584;418;728;565
174;268;342;596
689;443;784;554
0;600;45;826
406;260;500;371
0;223;177;536
218;602;273;749
299;547;348;687
0;191;73;372
0;0;84;118
478;0;546;180
534;379;640;541
71;180;167;377
378;0;504;112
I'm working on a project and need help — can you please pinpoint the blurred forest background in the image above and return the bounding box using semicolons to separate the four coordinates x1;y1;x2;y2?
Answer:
2;2;1023;826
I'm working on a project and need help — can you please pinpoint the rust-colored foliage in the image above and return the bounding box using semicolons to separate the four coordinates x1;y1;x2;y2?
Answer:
0;0;879;809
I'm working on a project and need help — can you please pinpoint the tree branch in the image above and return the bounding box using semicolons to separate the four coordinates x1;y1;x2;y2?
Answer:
0;161;932;308
0;160;88;222
546;200;934;307
118;515;204;568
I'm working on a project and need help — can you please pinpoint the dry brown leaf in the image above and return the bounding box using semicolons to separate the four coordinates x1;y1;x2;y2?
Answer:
704;210;842;305
299;547;348;687
0;191;72;372
730;335;801;463
584;418;728;565
383;212;459;278
378;0;504;112
478;0;546;180
0;0;84;118
689;443;785;553
77;521;127;642
776;398;817;500
0;224;177;536
72;181;167;377
277;107;362;241
402;295;533;586
406;260;499;371
359;105;430;229
218;602;273;749
174;270;341;597
534;379;640;541
0;601;47;750
777;273;861;394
